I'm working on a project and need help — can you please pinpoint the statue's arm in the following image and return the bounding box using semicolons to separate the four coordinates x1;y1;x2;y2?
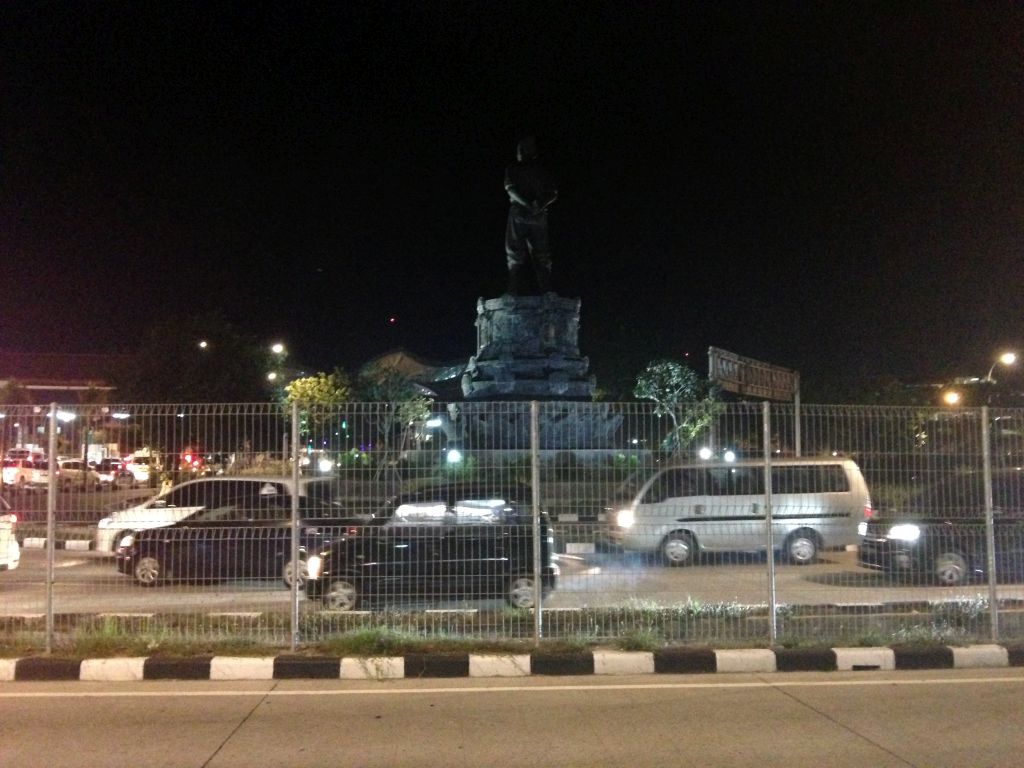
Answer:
504;179;534;209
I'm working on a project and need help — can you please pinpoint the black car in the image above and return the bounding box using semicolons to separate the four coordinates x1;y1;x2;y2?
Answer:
305;483;559;611
858;471;1024;586
116;493;366;587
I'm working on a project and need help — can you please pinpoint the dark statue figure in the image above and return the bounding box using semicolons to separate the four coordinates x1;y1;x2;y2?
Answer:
504;136;558;295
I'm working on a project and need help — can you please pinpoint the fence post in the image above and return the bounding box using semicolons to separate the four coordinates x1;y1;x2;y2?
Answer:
763;401;777;645
46;402;58;654
290;401;301;651
981;406;999;642
530;400;542;645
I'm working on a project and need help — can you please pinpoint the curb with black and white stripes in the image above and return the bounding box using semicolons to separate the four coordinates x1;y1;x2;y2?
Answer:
3;644;1024;682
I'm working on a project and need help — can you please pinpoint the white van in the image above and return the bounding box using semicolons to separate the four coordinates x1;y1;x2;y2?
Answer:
94;475;342;553
607;457;872;566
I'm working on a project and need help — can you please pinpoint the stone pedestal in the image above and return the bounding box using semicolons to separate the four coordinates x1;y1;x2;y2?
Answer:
455;293;622;449
461;294;595;400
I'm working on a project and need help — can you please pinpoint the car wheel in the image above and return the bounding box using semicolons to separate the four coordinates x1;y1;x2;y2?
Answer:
508;576;537;609
784;530;819;565
933;551;969;586
282;558;307;589
661;532;697;567
134;555;162;587
324;579;359;611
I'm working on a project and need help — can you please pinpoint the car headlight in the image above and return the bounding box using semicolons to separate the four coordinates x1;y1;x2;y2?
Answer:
615;509;635;528
118;534;134;549
888;524;921;542
306;555;322;580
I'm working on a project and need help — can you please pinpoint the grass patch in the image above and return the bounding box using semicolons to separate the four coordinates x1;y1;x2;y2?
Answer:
0;598;1015;659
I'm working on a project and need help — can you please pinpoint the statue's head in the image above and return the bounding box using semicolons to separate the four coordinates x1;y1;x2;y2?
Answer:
517;136;538;161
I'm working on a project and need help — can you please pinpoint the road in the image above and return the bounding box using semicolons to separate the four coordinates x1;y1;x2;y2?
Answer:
2;669;1022;767
4;547;1022;616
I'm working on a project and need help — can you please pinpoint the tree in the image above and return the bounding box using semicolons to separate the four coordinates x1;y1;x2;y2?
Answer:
284;370;351;407
284;370;352;447
108;313;275;402
354;362;433;485
634;359;720;456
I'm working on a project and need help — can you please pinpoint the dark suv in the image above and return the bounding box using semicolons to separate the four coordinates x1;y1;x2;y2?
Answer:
858;470;1024;586
305;483;558;611
116;484;366;588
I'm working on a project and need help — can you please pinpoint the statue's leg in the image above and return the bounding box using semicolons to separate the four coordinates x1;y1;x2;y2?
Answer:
533;251;552;293
506;209;526;295
528;216;552;293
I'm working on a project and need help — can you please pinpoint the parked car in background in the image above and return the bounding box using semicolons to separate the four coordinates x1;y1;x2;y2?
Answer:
0;496;20;572
305;483;558;611
858;470;1024;586
94;457;131;489
57;459;101;490
95;475;350;553
2;458;53;491
116;494;363;587
125;455;158;487
606;458;872;566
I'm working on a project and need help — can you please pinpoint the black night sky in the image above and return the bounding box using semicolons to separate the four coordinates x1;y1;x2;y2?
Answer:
3;3;1022;397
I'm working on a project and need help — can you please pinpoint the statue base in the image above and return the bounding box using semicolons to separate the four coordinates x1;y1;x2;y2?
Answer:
461;293;596;401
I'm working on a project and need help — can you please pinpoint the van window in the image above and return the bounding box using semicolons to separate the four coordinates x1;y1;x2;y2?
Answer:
772;465;849;494
708;467;764;495
643;469;710;503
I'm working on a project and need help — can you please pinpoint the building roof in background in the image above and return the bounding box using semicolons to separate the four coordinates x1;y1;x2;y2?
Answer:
0;349;131;391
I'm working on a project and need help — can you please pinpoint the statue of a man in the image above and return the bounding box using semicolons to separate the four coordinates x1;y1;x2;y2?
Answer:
504;136;558;295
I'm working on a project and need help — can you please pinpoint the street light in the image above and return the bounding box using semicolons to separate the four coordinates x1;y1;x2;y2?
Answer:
271;343;286;355
985;352;1017;383
943;390;961;406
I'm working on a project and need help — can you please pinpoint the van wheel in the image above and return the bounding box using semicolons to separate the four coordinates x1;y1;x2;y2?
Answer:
933;551;969;586
661;532;697;567
782;528;823;565
785;530;820;565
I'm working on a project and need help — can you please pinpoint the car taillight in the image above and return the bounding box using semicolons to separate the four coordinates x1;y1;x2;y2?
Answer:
863;503;874;520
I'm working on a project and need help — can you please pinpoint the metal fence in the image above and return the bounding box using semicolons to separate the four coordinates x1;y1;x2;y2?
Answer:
2;400;1023;650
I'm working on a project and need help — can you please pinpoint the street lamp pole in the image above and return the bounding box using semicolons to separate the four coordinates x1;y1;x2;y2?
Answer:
984;352;1017;383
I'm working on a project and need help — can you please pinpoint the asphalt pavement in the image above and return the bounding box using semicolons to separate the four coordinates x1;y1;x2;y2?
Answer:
3;669;1023;767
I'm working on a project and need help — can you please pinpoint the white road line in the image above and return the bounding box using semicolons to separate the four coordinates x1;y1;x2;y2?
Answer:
2;675;1024;699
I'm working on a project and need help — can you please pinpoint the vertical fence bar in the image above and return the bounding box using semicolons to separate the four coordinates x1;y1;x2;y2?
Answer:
46;402;58;654
763;401;777;644
530;400;542;644
290;402;300;651
793;381;801;457
981;406;999;642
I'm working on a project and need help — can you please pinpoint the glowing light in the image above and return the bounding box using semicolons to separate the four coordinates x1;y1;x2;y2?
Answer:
446;449;463;464
267;372;278;381
698;447;713;460
943;390;961;406
723;450;737;462
271;343;285;355
198;340;208;349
